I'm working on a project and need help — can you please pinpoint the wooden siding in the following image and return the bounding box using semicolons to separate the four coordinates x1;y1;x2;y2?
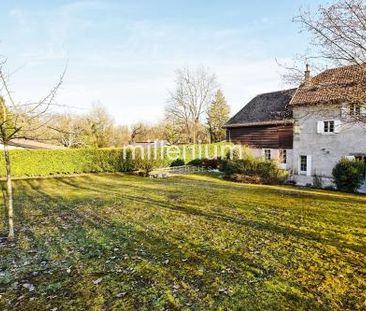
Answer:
227;124;293;149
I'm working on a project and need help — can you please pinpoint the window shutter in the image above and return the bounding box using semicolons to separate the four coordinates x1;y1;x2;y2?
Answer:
334;120;342;133
361;106;366;116
306;156;312;176
317;121;323;133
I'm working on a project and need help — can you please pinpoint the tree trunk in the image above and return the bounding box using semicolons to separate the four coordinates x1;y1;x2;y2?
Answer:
3;143;14;241
192;120;199;144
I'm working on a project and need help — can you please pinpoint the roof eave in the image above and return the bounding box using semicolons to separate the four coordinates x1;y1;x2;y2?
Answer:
224;119;294;128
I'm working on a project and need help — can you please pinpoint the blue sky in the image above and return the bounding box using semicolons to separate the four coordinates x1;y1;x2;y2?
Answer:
1;0;325;125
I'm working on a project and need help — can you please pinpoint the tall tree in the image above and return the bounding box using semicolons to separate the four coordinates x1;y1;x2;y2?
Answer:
295;0;366;66
291;0;366;124
282;0;366;85
207;89;230;143
166;66;218;143
0;63;63;241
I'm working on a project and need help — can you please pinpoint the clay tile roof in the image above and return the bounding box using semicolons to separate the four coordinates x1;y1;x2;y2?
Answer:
225;88;296;127
290;64;366;106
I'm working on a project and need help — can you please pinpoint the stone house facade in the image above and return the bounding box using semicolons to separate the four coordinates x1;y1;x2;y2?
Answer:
289;64;366;188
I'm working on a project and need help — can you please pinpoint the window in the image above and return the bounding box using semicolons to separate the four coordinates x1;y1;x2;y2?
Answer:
299;155;312;176
350;103;361;116
264;149;271;161
279;149;287;164
324;121;335;133
317;120;341;134
300;155;307;172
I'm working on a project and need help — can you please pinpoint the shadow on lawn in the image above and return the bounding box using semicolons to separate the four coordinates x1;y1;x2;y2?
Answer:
6;181;290;309
16;177;366;257
38;176;366;256
3;176;364;309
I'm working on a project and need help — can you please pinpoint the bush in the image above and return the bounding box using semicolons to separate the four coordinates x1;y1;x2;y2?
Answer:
170;158;185;167
332;158;365;192
221;158;288;185
133;151;166;177
135;159;157;177
188;158;204;167
202;157;222;170
187;157;222;169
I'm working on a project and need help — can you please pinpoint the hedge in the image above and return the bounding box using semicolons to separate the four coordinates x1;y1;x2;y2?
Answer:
0;148;128;177
0;143;236;178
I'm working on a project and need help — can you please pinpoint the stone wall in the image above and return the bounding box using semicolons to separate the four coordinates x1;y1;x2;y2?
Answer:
291;103;366;186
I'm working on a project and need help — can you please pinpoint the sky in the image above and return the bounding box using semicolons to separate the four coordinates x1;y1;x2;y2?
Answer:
0;0;326;125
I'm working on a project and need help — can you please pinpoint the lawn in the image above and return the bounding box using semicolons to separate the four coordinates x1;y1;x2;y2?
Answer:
0;173;365;310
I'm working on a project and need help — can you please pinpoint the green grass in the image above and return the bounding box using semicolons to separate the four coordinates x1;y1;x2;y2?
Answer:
0;173;365;310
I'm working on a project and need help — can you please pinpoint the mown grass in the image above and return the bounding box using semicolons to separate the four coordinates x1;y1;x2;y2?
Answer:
0;173;365;310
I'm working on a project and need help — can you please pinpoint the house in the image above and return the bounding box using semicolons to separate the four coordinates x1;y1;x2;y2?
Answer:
290;64;366;187
0;138;64;150
224;88;296;169
226;64;366;189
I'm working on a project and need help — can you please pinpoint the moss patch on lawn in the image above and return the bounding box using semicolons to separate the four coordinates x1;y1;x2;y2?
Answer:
0;174;365;310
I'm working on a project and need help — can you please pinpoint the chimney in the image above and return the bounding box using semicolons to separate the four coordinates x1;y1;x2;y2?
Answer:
304;63;311;84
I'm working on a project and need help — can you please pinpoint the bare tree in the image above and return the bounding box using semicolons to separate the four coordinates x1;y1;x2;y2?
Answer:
0;61;64;241
129;123;146;143
48;113;86;148
294;0;366;66
290;0;366;125
282;1;366;84
161;118;182;144
166;66;218;143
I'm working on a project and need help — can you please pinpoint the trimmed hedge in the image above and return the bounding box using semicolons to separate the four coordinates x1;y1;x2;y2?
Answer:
0;143;234;177
0;148;130;177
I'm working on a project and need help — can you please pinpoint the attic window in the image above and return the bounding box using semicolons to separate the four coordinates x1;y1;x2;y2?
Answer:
350;103;361;116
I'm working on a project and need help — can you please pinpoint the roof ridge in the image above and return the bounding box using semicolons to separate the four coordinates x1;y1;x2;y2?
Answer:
255;87;297;97
317;63;366;76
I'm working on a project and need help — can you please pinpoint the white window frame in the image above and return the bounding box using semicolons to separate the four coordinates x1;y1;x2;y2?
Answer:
279;149;287;164
324;120;335;133
264;149;271;161
317;120;342;134
299;155;312;176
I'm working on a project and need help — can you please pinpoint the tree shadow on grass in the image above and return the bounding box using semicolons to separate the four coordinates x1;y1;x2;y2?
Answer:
3;176;365;310
6;182;305;310
175;174;366;206
22;175;366;257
